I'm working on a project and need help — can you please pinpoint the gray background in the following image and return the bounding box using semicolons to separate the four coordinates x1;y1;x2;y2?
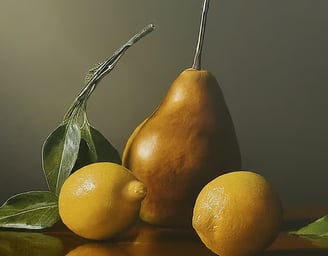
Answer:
0;0;327;207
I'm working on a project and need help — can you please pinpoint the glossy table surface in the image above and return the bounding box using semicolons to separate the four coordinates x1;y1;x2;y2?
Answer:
0;206;327;256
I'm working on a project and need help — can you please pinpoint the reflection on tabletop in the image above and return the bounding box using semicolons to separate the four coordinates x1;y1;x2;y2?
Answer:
1;207;328;256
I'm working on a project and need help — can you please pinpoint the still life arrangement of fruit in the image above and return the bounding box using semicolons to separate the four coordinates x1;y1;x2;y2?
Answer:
0;0;327;255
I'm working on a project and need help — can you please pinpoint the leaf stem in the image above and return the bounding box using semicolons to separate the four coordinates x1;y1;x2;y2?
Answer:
63;23;155;122
192;0;210;70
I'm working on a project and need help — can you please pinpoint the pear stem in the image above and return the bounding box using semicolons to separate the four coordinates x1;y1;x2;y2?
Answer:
192;0;210;70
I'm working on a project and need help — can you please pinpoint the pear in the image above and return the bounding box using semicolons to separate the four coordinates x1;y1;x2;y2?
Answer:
123;0;241;227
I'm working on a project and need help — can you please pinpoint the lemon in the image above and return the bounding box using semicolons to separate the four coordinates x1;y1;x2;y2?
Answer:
58;162;146;240
66;243;129;256
192;171;282;256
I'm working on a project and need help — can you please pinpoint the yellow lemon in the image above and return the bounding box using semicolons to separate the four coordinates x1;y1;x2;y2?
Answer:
66;243;129;256
58;162;146;240
192;171;282;256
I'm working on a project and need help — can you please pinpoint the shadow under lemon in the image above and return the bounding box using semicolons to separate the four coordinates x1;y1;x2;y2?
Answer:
66;240;216;256
66;220;216;256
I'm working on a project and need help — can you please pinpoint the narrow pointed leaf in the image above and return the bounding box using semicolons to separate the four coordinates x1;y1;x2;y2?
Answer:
290;215;328;237
42;122;81;194
88;125;121;163
0;191;59;229
73;125;121;171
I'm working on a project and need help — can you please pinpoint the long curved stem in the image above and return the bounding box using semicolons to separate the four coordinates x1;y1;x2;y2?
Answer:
64;23;155;122
76;23;155;102
192;0;210;70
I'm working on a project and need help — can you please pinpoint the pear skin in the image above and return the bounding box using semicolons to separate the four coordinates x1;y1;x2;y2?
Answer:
122;68;241;227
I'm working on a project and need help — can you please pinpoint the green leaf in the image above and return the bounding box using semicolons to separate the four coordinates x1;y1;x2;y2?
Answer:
42;122;81;195
73;125;121;171
86;125;122;164
0;231;63;256
0;191;59;230
290;215;328;237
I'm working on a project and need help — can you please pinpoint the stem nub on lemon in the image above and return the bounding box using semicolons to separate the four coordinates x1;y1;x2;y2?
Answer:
58;162;146;240
192;171;282;256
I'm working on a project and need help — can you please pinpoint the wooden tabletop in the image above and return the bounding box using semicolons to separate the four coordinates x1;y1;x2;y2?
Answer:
0;206;327;256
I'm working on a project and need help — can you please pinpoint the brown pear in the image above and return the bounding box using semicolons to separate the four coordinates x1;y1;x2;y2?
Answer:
122;0;241;227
